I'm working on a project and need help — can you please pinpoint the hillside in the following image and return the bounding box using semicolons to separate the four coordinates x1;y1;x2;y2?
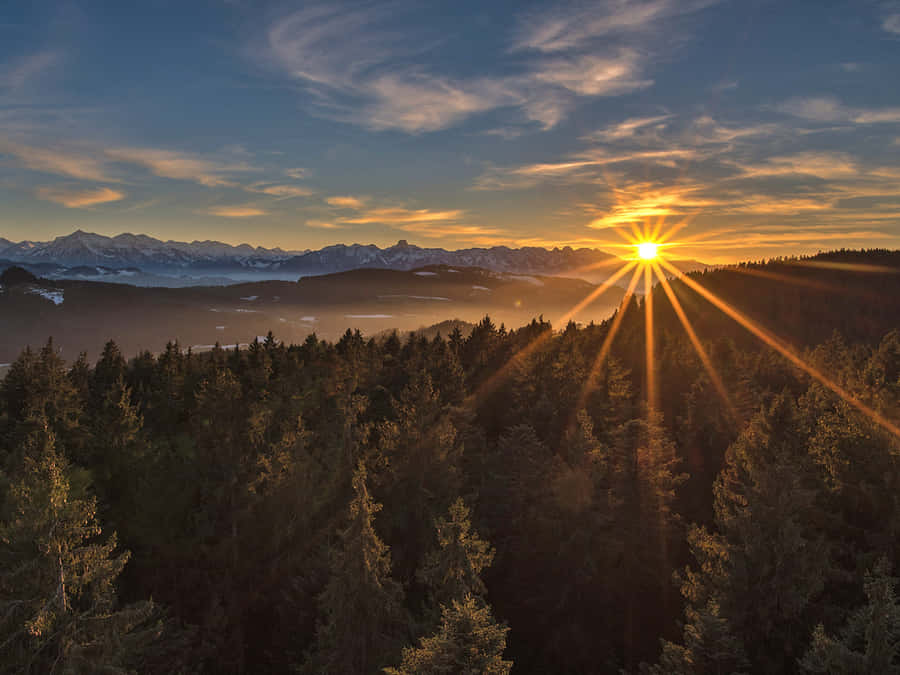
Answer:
0;264;624;362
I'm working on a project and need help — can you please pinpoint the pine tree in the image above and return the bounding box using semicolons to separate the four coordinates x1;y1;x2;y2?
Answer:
378;371;462;582
0;421;158;673
304;462;406;674
646;593;749;674
657;394;828;674
801;558;900;674
385;595;511;675
418;498;494;619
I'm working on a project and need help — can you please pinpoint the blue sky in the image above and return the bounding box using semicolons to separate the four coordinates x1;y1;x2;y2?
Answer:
1;0;900;261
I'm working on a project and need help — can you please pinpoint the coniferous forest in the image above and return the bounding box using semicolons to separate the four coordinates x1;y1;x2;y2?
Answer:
3;256;900;674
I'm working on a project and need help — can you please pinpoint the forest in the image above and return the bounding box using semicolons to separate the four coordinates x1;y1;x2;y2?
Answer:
3;251;900;673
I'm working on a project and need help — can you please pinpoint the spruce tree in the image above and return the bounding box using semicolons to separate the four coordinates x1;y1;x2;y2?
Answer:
418;498;494;619
304;462;406;674
801;558;900;674
656;394;827;674
385;595;511;675
0;421;158;673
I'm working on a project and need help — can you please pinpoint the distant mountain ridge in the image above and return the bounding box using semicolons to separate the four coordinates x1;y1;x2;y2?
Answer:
0;230;708;285
0;230;302;268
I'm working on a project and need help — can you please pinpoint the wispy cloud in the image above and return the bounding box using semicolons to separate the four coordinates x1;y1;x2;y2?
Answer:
0;139;115;182
777;96;900;124
585;185;721;229
341;207;464;226
305;219;342;229
248;183;313;198
284;167;308;179
511;0;718;52
530;49;652;97
733;151;859;180
588;114;672;142
360;75;516;133
263;1;716;133
318;195;502;240
474;147;700;190
36;186;125;208
327;195;367;208
0;50;59;89
105;147;251;187
207;205;268;217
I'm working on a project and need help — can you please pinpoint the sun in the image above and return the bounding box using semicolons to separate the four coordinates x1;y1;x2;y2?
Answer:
637;241;659;260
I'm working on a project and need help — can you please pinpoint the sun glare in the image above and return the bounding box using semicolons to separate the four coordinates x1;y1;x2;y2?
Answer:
638;241;659;260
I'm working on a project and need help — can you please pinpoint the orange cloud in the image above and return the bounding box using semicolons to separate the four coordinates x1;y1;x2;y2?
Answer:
36;186;125;208
326;195;367;208
207;205;267;217
340;207;464;225
106;147;247;187
2;140;115;182
250;184;314;198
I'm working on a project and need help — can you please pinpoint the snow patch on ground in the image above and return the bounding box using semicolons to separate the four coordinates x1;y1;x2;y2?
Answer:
446;269;459;273
235;308;259;313
345;314;394;319
377;294;450;301
28;287;64;305
414;271;438;276
0;363;10;368
507;275;544;286
471;285;491;291
216;326;226;330
300;316;317;322
240;295;259;301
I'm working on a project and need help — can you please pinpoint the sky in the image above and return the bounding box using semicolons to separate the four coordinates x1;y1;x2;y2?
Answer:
1;0;900;262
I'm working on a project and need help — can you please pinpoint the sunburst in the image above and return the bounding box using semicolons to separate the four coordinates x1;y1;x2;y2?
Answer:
466;217;900;443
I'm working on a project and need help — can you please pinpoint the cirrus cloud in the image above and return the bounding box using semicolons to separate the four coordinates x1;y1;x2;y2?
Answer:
207;205;268;217
36;186;125;208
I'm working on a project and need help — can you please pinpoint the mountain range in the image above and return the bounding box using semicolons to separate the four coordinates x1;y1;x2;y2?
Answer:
0;230;707;286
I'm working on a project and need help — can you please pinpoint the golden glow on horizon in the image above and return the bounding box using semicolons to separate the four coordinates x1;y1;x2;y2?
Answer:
463;215;900;447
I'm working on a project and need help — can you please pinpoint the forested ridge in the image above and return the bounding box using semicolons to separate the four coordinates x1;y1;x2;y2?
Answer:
3;251;900;673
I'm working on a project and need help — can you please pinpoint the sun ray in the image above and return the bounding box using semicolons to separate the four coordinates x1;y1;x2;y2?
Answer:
793;260;900;275
574;264;644;416
565;256;634;278
655;217;695;245
652;262;737;419
728;265;883;301
657;258;900;438
467;260;639;404
644;263;656;411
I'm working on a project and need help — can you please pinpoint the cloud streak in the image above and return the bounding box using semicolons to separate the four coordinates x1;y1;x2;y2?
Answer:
207;205;268;217
36;186;125;208
105;147;250;187
0;139;115;182
777;97;900;124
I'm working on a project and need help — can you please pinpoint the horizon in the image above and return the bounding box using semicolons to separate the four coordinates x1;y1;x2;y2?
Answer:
2;1;899;263
8;227;894;266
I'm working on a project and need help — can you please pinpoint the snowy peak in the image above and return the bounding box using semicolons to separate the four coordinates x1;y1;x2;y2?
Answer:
0;230;301;268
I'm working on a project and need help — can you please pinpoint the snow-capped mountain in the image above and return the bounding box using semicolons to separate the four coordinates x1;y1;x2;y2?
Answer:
274;239;622;277
0;230;708;286
0;230;301;269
